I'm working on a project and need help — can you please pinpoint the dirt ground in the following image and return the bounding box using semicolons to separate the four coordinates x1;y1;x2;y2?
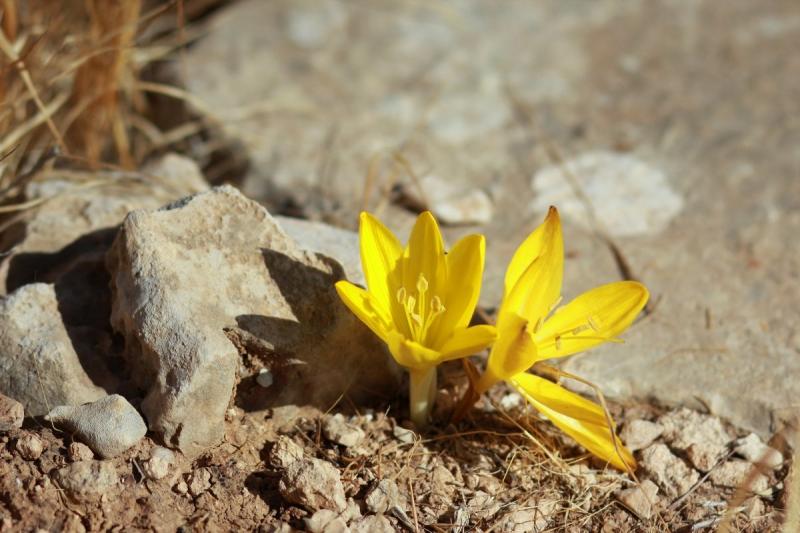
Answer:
0;364;791;532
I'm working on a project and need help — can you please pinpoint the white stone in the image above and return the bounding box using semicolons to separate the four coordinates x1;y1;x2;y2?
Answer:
531;151;683;237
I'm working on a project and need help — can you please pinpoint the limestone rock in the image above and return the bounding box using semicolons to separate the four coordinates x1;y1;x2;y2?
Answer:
67;442;94;462
144;447;176;480
531;151;684;237
709;460;769;492
350;515;394;533
15;432;44;460
0;153;208;293
0;393;23;432
365;478;401;514
734;433;783;469
45;395;147;459
52;461;119;503
658;408;732;472
269;436;304;470
279;457;347;513
276;216;363;287
399;175;494;226
107;185;399;455
639;443;699;498
304;510;347;533
616;480;659;519
620;420;663;453
0;284;108;415
322;414;365;448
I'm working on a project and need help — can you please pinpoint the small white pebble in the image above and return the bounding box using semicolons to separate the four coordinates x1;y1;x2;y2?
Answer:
256;368;274;388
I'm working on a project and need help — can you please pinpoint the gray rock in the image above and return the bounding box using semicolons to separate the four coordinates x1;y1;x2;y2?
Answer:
531;151;684;237
350;515;394;533
52;461;118;503
399;175;494;226
0;393;23;432
279;457;347;513
616;480;659;520
323;414;365;448
0;284;108;415
269;436;304;470
709;460;769;492
107;185;399;455
45;395;147;459
67;442;94;462
188;467;212;497
276;216;363;287
658;408;731;472
639;443;699;498
304;510;346;533
0;153;207;293
143;446;175;480
734;433;783;469
365;478;401;514
620;420;663;453
15;432;44;460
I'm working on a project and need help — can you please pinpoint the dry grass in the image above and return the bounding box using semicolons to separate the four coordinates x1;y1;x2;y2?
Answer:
0;0;208;208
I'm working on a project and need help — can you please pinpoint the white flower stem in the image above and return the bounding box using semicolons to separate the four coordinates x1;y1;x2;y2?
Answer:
409;366;437;428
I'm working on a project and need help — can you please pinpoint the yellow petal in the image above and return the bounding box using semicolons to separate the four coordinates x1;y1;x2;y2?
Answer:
535;281;649;360
503;207;563;301
359;212;402;311
386;330;442;370
438;324;496;361
483;311;538;387
400;211;446;296
500;210;563;327
430;233;485;347
335;280;392;343
510;372;635;471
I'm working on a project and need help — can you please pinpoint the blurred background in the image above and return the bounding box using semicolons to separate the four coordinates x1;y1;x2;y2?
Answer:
1;0;798;446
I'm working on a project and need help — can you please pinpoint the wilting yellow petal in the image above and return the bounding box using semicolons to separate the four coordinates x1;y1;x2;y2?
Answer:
535;281;649;361
438;324;496;361
503;207;563;302
482;311;538;390
430;234;485;347
510;372;635;471
335;281;392;343
386;330;442;370
359;212;402;311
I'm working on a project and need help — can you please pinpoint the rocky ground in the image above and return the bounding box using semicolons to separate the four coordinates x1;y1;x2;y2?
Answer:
1;0;798;531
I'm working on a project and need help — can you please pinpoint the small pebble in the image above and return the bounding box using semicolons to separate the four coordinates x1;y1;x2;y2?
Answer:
44;395;147;459
616;480;659;519
16;433;44;460
68;442;94;462
174;479;189;494
734;433;783;469
256;368;274;388
365;478;401;514
52;461;118;503
144;447;175;480
639;443;699;498
269;436;304;469
323;414;365;448
393;425;415;444
709;460;769;492
620;420;663;452
188;467;212;496
279;457;347;512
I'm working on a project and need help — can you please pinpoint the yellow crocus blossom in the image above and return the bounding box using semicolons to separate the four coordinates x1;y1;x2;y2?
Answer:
474;207;649;471
336;211;496;427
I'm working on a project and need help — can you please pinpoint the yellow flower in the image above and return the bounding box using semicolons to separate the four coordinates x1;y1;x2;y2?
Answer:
474;207;649;471
336;211;496;427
